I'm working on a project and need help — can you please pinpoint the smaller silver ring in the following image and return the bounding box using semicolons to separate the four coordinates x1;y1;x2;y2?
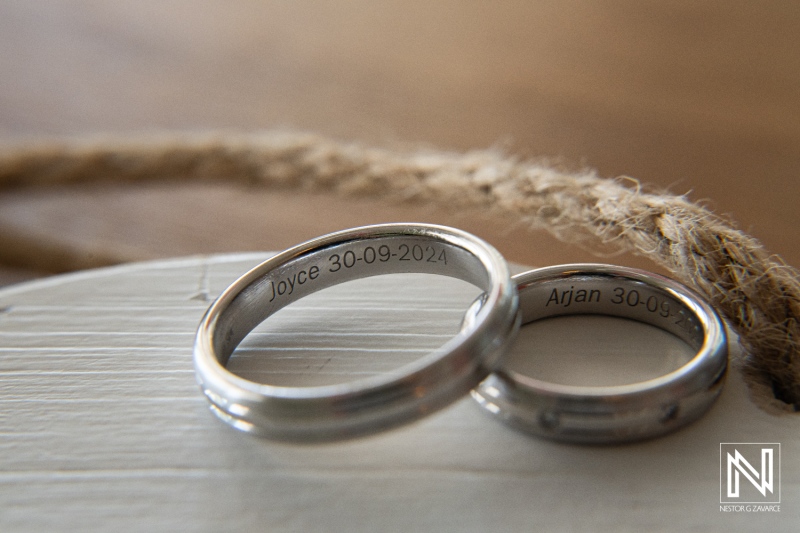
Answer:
193;223;518;441
469;264;727;444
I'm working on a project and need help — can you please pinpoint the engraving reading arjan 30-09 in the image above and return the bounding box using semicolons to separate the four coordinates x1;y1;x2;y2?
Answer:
545;284;699;335
267;242;449;303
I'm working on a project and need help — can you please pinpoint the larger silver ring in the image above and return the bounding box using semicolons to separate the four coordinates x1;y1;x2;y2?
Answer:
470;264;727;444
194;223;518;441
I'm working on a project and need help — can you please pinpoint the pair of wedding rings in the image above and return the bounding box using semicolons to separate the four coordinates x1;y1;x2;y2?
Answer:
193;224;727;444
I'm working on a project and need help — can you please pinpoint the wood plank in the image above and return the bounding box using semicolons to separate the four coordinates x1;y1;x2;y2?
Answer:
0;1;798;273
0;254;796;531
0;181;667;277
0;266;42;288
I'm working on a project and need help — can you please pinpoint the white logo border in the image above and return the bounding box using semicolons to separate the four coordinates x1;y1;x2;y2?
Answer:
720;442;781;504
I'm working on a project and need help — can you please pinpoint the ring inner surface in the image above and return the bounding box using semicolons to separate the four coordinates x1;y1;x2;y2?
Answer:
213;235;489;366
518;275;706;350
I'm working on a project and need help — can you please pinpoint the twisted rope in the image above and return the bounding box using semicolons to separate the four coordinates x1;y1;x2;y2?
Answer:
1;132;798;408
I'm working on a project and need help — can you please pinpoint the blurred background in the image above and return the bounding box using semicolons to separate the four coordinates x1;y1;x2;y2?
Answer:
0;1;798;285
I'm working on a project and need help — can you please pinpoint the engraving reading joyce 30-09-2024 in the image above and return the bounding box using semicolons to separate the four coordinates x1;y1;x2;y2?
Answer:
267;243;449;302
328;243;448;273
545;283;699;334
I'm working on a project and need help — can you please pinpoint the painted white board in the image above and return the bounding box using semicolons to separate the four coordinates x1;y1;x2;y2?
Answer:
0;254;795;532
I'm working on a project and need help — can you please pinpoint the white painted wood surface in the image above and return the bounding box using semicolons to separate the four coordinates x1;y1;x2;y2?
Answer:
0;253;796;532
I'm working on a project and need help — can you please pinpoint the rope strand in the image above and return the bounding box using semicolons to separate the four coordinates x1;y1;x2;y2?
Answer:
1;131;798;407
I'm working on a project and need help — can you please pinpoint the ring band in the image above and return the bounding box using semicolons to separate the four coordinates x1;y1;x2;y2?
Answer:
193;223;518;440
470;264;727;444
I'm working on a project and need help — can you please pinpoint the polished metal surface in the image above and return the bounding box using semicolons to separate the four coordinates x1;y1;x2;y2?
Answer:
470;264;728;444
194;223;518;440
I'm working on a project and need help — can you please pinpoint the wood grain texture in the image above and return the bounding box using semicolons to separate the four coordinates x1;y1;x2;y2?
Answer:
0;255;797;531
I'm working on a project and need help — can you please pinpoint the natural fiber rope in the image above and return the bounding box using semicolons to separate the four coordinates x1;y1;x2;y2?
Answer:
1;131;798;409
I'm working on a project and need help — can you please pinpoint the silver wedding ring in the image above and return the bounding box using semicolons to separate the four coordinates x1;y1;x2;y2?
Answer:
470;264;728;444
193;223;518;441
195;228;727;444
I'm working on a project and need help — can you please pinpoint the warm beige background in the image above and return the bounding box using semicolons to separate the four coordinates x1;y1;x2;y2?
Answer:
1;5;799;530
1;1;798;283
